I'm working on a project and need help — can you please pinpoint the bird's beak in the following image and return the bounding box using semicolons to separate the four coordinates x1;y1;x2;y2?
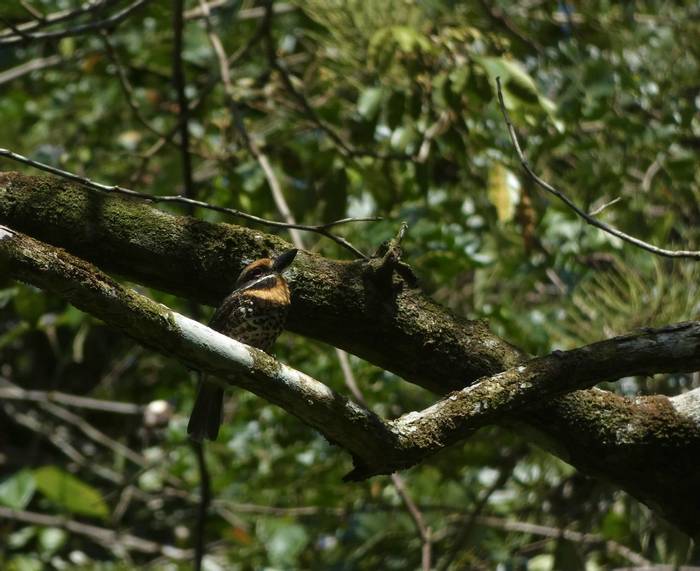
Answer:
272;248;298;272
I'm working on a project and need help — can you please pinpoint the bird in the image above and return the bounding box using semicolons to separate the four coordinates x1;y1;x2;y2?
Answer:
187;248;298;441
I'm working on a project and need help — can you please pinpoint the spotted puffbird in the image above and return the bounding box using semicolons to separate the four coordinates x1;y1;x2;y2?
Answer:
187;248;298;441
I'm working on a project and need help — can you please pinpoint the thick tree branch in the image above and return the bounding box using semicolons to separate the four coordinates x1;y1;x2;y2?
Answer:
0;172;519;392
2;224;700;536
0;150;377;258
0;226;401;467
1;173;700;535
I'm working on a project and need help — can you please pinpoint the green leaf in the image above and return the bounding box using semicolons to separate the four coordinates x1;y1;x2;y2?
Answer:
476;56;538;101
257;518;309;567
13;285;48;327
385;90;405;129
487;163;518;223
0;470;36;509
33;466;109;519
358;87;384;119
475;56;559;126
7;526;36;549
390;125;418;152
6;555;43;571
528;553;555;571
38;527;68;556
0;286;18;309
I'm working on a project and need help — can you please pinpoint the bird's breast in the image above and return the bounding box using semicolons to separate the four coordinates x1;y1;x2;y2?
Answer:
217;294;289;352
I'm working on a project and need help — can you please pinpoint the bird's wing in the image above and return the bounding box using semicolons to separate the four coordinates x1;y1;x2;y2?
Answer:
208;291;246;332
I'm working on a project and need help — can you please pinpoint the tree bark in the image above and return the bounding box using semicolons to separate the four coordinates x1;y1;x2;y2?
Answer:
1;172;699;536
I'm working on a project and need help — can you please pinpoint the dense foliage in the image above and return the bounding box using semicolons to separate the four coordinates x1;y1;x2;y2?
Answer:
1;0;699;569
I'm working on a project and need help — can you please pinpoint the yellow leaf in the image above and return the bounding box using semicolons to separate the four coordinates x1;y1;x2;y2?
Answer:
488;163;518;223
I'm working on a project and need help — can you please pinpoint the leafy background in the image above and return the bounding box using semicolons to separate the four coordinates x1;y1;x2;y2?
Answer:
1;0;699;569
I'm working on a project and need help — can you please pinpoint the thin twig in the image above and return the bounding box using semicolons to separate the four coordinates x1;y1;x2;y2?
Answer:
38;401;148;467
19;0;46;21
0;0;152;46
173;8;208;566
191;442;211;571
476;0;542;54
496;77;700;259
3;403;124;484
471;516;651;567
197;0;304;246
589;196;622;216
0;147;379;258
0;54;65;86
0;383;142;414
0;0;121;39
0;506;191;560
391;473;433;571
319;265;433;570
437;452;520;571
173;0;196;206
0;17;33;41
641;156;663;192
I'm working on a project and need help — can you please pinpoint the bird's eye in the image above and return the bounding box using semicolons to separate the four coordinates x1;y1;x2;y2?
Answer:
247;267;263;279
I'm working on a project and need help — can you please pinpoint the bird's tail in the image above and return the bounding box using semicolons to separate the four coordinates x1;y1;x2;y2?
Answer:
187;375;223;441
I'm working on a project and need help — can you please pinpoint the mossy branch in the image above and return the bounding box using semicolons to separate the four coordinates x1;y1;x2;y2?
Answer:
2;172;700;535
3;224;700;535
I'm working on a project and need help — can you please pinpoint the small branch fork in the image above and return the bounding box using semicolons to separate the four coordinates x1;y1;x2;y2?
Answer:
496;77;700;260
0;147;378;259
3;227;700;482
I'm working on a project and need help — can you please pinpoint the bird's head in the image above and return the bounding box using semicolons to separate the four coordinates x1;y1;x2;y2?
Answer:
234;248;298;292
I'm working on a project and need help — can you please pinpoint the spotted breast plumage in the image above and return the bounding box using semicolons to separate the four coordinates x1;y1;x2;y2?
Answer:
187;249;297;441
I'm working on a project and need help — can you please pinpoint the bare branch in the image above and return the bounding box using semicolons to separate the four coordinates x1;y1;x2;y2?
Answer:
0;381;143;414
471;516;651;567
0;506;191;560
2;402;124;484
197;0;304;248
437;452;521;570
0;54;65;86
496;77;700;259
38;400;148;468
18;0;45;21
589;196;622;216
